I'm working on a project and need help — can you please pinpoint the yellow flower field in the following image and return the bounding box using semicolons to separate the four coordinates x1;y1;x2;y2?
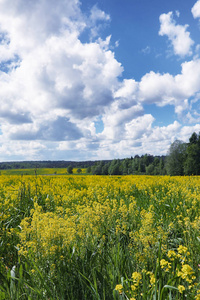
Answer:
0;175;199;299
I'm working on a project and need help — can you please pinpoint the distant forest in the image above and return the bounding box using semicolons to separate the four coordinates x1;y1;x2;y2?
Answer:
0;132;199;176
0;156;165;175
0;160;97;170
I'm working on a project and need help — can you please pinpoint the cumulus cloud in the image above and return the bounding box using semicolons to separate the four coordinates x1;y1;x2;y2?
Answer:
0;111;32;124
192;0;200;18
159;11;194;57
139;59;200;114
139;71;175;104
8;117;83;141
0;0;122;137
0;0;84;61
0;0;199;160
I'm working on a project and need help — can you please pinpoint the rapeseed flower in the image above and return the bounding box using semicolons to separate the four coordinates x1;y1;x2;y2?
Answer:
177;264;195;283
115;284;123;294
160;259;171;271
178;285;185;293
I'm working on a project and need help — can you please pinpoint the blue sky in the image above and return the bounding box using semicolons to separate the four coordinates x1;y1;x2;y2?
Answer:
0;0;200;161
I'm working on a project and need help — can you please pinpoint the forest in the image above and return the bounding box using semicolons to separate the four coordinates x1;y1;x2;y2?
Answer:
166;131;200;175
85;131;200;176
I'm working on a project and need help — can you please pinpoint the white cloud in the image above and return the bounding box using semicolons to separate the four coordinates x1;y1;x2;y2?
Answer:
101;103;143;141
0;0;123;141
114;79;138;101
90;5;110;23
0;0;84;61
88;5;110;39
175;59;200;97
192;0;200;18
0;0;199;161
125;114;154;140
138;59;200;114
174;99;189;116
146;121;181;143
180;124;200;138
139;71;175;105
0;138;47;161
159;12;194;57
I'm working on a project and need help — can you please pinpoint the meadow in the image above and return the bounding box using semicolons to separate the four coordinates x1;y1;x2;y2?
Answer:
0;168;86;176
0;174;199;299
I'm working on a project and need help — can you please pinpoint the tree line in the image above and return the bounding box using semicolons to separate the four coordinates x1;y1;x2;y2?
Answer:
87;132;200;176
87;155;166;175
0;132;199;176
166;132;200;175
0;160;99;170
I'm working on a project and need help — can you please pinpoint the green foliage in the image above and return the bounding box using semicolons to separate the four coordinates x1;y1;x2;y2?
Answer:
146;163;154;175
108;160;122;175
184;133;200;175
166;132;200;175
67;165;73;174
86;166;92;174
90;156;166;176
166;140;187;175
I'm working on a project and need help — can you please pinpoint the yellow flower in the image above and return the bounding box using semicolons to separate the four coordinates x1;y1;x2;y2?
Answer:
178;245;188;255
115;284;123;294
177;264;195;282
160;259;168;268
181;264;194;277
132;271;142;282
178;285;185;293
167;250;177;260
150;273;156;285
195;291;200;300
131;285;137;291
160;259;171;271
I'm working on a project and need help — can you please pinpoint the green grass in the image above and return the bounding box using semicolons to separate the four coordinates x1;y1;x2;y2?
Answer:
0;168;86;176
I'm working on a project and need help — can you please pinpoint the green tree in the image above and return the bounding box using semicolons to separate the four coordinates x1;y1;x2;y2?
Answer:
86;166;91;173
189;132;198;144
159;158;166;175
122;158;130;175
92;161;104;175
138;160;145;173
184;132;200;175
132;156;139;173
143;154;154;167
67;165;73;174
146;163;154;175
153;157;160;167
102;163;109;175
166;140;187;175
108;159;122;175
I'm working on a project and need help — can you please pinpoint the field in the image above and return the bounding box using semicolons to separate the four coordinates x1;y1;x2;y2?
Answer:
0;174;200;299
0;168;86;176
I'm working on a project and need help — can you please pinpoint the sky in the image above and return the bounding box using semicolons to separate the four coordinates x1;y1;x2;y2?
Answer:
0;0;200;161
